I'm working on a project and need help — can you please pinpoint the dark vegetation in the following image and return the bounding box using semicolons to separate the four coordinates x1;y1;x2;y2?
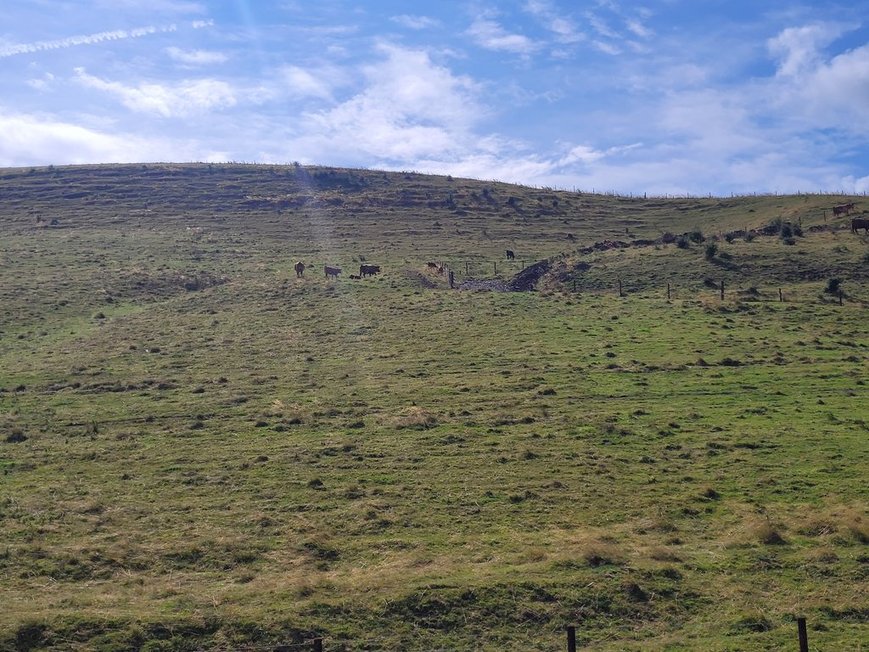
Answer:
0;163;867;650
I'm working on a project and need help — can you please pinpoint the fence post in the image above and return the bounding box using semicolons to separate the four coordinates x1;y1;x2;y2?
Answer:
449;270;455;289
838;290;843;306
779;288;783;302
667;282;671;300
494;261;497;275
720;280;724;300
618;279;623;297
566;626;577;652
313;638;323;652
797;617;808;652
465;261;469;274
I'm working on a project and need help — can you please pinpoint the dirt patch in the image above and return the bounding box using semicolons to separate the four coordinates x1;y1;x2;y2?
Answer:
108;270;229;301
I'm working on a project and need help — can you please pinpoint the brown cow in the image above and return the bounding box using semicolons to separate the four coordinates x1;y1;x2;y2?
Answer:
833;202;856;217
851;217;869;234
324;265;341;278
294;261;305;277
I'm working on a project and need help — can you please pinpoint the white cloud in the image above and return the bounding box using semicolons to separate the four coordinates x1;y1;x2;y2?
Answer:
74;68;236;117
0;110;176;166
768;24;842;77
0;24;178;58
26;72;56;91
524;0;584;43
625;19;652;39
592;40;621;55
279;44;482;164
94;0;206;13
165;46;227;65
280;66;337;100
467;17;538;54
391;15;440;30
766;25;869;135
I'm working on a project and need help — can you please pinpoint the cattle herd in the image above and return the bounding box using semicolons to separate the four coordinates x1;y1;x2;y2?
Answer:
292;262;382;280
288;205;866;286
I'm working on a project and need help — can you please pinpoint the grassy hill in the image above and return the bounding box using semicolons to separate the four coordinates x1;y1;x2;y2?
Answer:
0;164;867;650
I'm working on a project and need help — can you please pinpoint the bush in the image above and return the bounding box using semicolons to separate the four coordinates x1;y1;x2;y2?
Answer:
825;278;842;294
705;243;718;259
688;230;704;243
780;223;793;238
676;236;689;249
661;232;676;244
744;231;755;242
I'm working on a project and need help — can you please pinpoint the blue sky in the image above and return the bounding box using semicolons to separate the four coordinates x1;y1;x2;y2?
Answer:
2;0;869;195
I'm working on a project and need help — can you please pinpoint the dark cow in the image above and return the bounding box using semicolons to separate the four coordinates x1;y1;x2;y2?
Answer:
324;265;341;279
506;249;515;260
833;202;856;217
360;264;381;277
851;217;869;234
294;261;305;278
349;274;361;279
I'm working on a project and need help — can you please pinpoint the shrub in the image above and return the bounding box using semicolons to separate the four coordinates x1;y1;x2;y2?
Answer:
705;242;718;259
744;231;755;242
688;230;704;243
825;278;842;294
676;236;689;249
661;232;676;244
780;223;793;238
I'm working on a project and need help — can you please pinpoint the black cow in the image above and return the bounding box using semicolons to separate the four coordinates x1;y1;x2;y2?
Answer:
360;264;381;277
851;217;869;234
506;249;515;260
294;261;305;277
325;265;341;278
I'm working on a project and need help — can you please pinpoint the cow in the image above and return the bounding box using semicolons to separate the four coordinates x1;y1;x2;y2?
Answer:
851;217;869;234
294;261;305;278
349;274;361;279
833;203;856;217
324;265;341;279
506;249;515;260
360;264;381;278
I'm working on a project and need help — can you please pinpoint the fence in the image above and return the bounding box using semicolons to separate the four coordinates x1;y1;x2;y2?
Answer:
272;617;816;651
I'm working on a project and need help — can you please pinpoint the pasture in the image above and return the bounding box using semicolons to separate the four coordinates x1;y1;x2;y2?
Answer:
0;164;867;650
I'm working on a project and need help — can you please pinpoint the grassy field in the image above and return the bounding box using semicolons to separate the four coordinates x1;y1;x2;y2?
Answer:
0;164;867;650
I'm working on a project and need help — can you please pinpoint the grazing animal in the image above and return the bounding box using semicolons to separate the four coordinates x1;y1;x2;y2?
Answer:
851;217;869;234
294;261;305;278
349;274;361;279
360;264;381;278
833;202;856;217
506;249;515;260
427;262;439;270
324;265;342;279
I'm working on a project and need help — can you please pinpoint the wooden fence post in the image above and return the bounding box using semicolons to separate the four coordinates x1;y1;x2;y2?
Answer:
797;617;808;652
720;280;725;300
667;282;671;300
465;261;469;274
838;290;843;306
494;261;497;275
566;625;577;652
779;288;783;302
618;279;623;297
313;638;323;652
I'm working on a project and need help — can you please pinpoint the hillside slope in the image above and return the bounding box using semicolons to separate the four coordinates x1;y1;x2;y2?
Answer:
0;164;867;651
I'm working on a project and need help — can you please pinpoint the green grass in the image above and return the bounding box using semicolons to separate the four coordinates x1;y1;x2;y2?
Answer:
0;164;867;650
